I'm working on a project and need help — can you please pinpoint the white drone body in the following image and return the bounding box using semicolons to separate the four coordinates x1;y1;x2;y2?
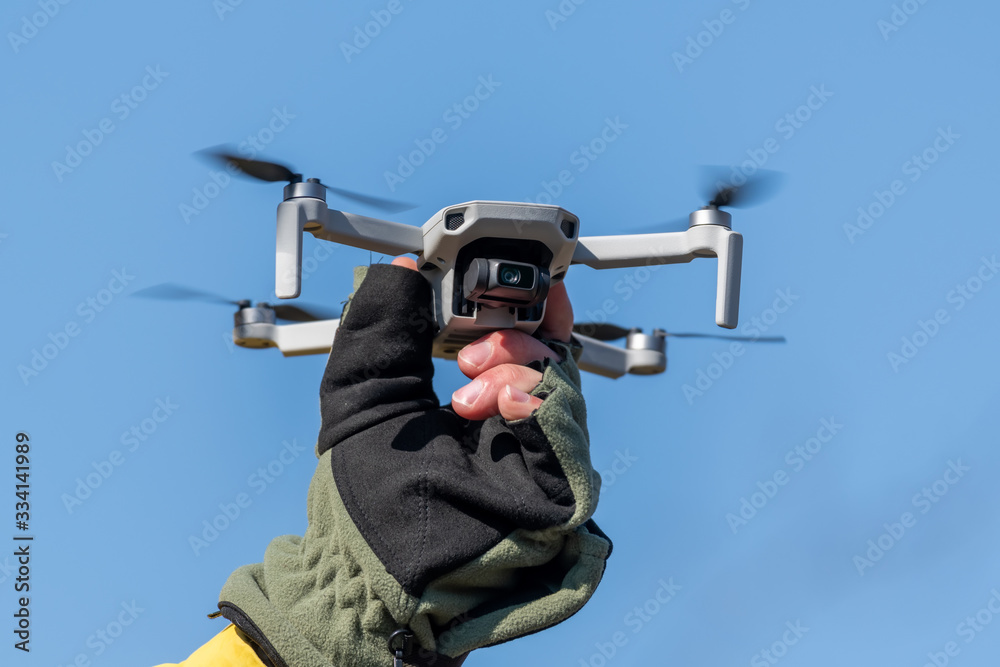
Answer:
234;180;744;379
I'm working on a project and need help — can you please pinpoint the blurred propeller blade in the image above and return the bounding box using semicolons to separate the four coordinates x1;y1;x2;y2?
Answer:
667;332;786;343
572;322;632;341
197;146;416;212
132;283;240;306
200;147;298;183
271;304;339;323
321;184;416;213
701;166;784;208
573;321;787;344
133;283;338;322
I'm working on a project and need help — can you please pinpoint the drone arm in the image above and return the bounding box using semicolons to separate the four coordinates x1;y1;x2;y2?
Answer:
572;231;695;270
233;322;661;378
234;319;340;357
575;334;629;379
314;209;424;257
574;334;667;378
572;226;743;328
276;196;424;299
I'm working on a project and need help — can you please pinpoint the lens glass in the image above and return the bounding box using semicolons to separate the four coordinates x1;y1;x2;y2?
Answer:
500;266;521;287
497;263;534;289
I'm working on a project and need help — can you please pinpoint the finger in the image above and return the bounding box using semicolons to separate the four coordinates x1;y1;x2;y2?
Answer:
538;279;573;343
456;329;561;379
391;256;418;270
498;384;544;421
451;363;543;421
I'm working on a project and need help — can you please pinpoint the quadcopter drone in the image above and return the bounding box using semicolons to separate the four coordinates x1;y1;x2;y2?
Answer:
144;150;784;378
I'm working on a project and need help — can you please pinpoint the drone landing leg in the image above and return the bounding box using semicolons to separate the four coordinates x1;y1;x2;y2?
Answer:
275;201;308;299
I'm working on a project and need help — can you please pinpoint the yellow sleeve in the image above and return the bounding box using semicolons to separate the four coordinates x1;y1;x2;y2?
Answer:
152;624;268;667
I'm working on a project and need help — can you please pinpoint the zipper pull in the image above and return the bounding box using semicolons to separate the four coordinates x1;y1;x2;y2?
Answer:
388;629;412;667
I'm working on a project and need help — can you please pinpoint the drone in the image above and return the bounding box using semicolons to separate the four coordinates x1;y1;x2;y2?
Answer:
140;150;785;378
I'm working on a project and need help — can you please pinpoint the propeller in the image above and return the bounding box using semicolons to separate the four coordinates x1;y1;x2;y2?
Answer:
199;146;416;213
572;322;786;343
636;166;785;234
702;165;784;209
572;322;631;341
132;283;339;323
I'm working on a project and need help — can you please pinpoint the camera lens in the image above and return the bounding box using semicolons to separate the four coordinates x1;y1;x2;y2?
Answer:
499;265;522;286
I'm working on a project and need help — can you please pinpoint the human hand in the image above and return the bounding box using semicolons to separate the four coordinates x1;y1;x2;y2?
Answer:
308;258;607;660
389;256;574;422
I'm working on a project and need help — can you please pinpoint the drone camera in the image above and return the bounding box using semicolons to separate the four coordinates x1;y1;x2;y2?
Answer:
463;258;549;308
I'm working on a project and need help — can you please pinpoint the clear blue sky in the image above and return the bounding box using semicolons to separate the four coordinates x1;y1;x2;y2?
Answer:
3;1;999;665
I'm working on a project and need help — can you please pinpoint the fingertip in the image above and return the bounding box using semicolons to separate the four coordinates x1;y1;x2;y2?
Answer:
499;384;542;421
452;378;483;410
506;384;533;404
391;256;418;271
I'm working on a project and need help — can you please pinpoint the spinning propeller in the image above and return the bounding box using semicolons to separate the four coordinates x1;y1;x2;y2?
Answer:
572;322;786;344
643;166;784;233
200;147;416;214
701;166;784;209
132;283;338;323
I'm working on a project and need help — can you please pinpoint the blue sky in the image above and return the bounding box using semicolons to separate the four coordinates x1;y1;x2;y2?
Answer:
3;1;999;665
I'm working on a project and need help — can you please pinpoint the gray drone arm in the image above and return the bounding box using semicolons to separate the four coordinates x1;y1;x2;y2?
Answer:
275;187;423;298
233;319;663;378
572;222;743;329
574;333;666;378
235;318;342;357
